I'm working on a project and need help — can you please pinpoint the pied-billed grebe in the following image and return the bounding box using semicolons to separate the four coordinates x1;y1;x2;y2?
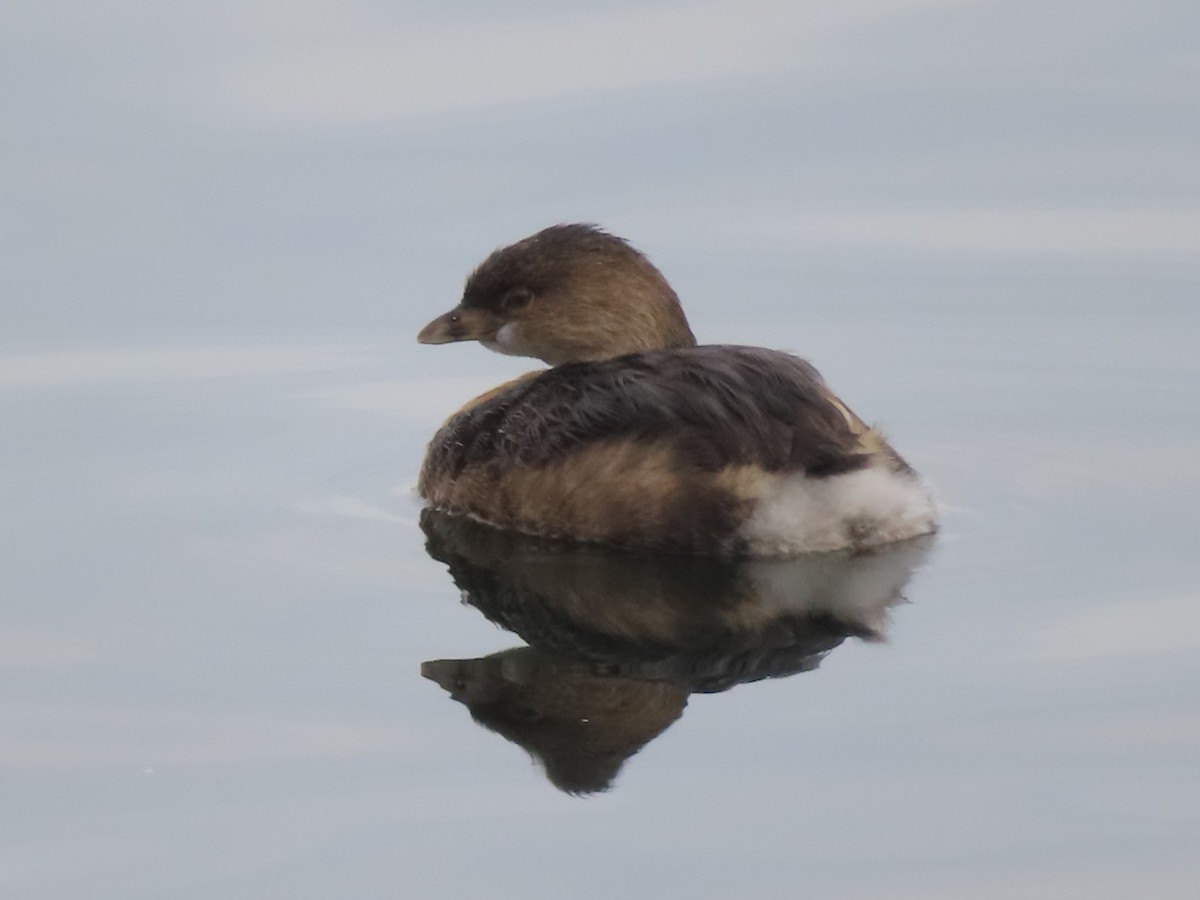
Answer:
416;224;937;555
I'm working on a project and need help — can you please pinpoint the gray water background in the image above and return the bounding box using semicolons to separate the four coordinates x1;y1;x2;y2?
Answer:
3;3;1199;897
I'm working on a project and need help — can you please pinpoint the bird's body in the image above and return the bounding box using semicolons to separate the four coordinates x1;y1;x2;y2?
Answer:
416;225;937;555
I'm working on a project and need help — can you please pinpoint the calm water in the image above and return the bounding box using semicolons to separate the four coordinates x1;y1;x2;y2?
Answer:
3;291;1197;898
5;3;1199;895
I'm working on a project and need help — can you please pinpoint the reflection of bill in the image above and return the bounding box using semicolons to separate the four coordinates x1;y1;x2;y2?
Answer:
419;510;935;795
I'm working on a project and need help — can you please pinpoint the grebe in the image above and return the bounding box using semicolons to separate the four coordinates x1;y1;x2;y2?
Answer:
416;224;937;555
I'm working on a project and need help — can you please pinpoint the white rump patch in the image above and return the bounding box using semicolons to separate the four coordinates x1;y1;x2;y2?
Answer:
740;465;939;555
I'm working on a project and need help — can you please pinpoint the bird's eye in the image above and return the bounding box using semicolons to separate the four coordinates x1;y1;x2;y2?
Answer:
502;288;532;312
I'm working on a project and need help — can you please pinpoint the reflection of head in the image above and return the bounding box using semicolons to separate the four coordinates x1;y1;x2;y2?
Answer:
422;649;687;795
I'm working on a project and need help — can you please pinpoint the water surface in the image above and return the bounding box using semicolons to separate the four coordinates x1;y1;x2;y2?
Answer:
3;292;1197;898
4;2;1199;896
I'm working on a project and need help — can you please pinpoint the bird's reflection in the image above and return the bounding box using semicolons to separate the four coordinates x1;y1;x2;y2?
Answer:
420;509;933;795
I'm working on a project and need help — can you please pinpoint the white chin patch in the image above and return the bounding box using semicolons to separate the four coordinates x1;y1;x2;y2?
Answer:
482;323;525;357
